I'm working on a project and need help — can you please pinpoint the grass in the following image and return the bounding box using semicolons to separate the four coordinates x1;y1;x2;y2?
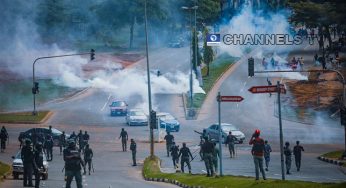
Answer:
0;79;80;112
187;54;238;109
321;150;346;167
143;156;346;188
0;161;11;181
0;111;50;123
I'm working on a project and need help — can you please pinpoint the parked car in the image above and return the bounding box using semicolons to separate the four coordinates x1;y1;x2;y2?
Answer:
126;109;148;126
109;100;128;116
20;127;69;147
157;112;180;132
204;123;245;144
12;150;49;180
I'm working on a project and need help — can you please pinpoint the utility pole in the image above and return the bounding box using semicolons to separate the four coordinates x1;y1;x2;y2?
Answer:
144;0;154;159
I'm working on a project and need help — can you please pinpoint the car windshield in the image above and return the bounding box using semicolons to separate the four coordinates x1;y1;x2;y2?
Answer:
129;111;145;116
161;114;175;121
221;125;239;132
50;128;62;135
16;151;47;160
111;101;126;107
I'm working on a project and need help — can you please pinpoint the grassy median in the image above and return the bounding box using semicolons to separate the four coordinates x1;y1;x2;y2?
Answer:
187;54;238;109
143;156;346;188
322;150;346;167
0;161;11;181
0;111;50;123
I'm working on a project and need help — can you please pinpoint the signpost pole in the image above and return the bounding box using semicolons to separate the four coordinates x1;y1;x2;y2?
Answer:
217;92;223;176
277;81;285;180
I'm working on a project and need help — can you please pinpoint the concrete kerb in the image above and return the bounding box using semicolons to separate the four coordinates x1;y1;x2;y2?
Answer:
142;158;205;188
317;156;345;166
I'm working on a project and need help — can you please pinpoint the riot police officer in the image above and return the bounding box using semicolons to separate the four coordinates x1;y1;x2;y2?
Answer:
284;142;292;175
44;134;54;161
119;128;128;152
0;128;8;152
21;139;34;187
83;144;93;175
63;139;84;188
59;131;66;155
202;138;215;177
164;132;174;157
77;130;84;152
170;142;179;169
130;139;137;166
178;143;193;173
34;142;45;188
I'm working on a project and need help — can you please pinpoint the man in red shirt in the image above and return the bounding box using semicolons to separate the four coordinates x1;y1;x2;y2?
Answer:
249;129;266;180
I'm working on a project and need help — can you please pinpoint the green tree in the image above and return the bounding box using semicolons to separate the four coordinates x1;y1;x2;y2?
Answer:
203;27;214;77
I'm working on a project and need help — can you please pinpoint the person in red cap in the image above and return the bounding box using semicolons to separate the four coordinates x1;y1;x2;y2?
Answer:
249;129;266;180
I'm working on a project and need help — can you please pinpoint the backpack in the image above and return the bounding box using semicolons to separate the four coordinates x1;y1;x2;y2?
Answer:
252;138;264;153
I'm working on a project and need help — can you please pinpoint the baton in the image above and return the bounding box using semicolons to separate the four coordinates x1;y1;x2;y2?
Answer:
61;166;65;173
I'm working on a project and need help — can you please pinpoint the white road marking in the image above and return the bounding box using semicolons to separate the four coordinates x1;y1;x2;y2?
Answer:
101;94;112;111
240;81;247;92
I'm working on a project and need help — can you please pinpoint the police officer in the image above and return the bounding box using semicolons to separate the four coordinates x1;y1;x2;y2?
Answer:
178;143;193;174
170;142;179;168
34;142;45;188
164;132;174;157
77;130;84;152
63;139;84;188
202;137;214;177
69;131;77;142
83;131;90;146
83;144;93;175
212;142;219;174
21;139;34;187
225;131;236;158
59;131;66;155
130;139;137;166
293;140;304;171
0;128;8;152
199;136;205;161
249;129;266;180
284;141;292;174
119;128;128;152
44;134;54;161
264;140;272;171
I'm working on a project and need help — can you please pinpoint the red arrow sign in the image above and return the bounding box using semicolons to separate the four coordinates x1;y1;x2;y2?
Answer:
248;85;286;94
219;96;244;102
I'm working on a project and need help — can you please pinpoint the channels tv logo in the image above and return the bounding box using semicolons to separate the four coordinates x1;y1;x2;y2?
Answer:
207;34;220;46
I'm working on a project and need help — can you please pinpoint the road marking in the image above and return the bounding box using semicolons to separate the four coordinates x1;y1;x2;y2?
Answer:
240;81;247;92
201;170;207;173
101;94;112;111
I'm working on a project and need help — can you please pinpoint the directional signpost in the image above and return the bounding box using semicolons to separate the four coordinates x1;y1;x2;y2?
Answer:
248;82;286;180
216;92;244;176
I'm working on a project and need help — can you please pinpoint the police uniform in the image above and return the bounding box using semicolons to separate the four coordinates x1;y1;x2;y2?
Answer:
164;133;174;157
212;143;219;173
63;140;83;188
178;144;193;173
34;143;45;188
225;134;236;158
0;130;8;152
45;135;54;161
202;140;214;176
77;131;84;151
21;140;34;187
119;129;128;152
293;144;304;171
170;144;179;168
59;133;66;155
130;140;137;166
83;145;93;175
284;143;292;174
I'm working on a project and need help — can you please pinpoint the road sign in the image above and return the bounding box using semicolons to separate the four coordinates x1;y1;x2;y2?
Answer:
219;96;244;102
248;85;286;94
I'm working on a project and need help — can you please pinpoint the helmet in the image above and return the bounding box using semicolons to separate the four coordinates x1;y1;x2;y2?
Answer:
35;142;43;149
25;139;32;145
255;129;260;135
67;139;76;147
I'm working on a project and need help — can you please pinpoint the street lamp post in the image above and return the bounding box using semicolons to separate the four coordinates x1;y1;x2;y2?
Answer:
32;50;95;115
182;4;198;117
144;0;154;158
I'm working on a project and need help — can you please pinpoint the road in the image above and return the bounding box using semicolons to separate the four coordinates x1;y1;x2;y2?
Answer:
0;41;345;188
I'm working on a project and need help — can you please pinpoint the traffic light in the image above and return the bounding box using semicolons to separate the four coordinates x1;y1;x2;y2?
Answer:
340;107;346;126
150;110;157;129
248;57;254;77
32;82;39;94
90;49;95;61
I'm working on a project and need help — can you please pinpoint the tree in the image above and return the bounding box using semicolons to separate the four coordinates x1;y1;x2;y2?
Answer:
203;27;214;77
192;29;202;73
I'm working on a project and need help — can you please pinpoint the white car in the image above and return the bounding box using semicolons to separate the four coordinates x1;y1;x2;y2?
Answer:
12;150;49;180
204;123;245;144
126;109;148;126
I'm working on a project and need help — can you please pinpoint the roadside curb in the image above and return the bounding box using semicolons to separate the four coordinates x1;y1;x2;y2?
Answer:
39;111;54;124
143;159;204;188
317;156;345;166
